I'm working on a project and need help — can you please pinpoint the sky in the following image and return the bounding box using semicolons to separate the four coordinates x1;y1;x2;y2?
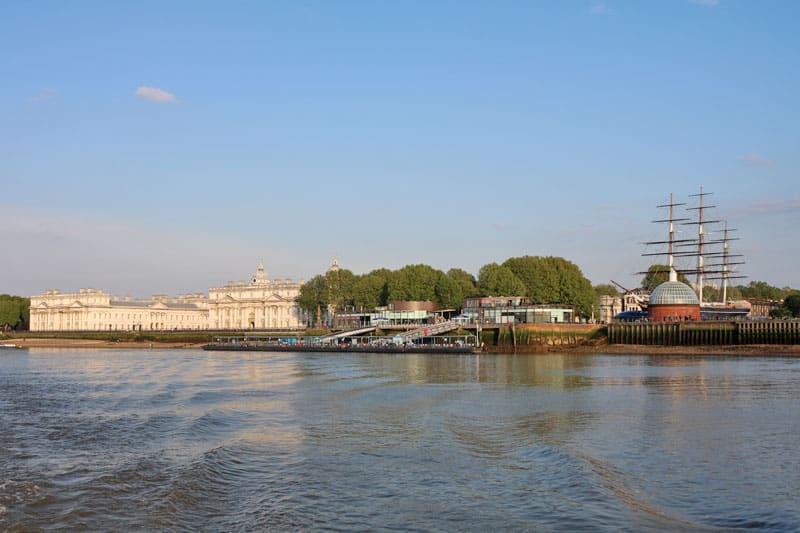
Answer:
1;0;799;298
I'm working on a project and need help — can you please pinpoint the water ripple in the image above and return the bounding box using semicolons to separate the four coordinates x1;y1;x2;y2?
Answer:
1;349;798;531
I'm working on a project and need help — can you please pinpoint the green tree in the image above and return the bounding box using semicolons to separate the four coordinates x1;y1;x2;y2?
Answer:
736;280;784;301
477;263;526;296
387;264;440;302
502;256;596;318
297;275;327;318
351;273;389;311
770;306;792;319
447;268;479;298
0;295;29;331
434;274;463;310
641;265;691;292
782;294;800;317
593;284;619;298
325;268;356;311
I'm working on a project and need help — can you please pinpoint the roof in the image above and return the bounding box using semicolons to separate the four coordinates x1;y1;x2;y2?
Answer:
649;281;699;306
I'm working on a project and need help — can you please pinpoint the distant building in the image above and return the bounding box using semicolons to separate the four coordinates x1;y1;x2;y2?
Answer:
647;280;700;322
601;289;649;323
599;295;623;324
207;259;306;329
333;301;439;330
29;289;208;332
746;298;782;318
462;296;575;324
30;259;307;331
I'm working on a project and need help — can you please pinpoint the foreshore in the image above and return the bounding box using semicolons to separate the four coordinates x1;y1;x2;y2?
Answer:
4;337;799;356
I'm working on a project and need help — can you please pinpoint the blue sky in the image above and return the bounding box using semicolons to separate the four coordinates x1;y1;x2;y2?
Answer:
2;0;798;297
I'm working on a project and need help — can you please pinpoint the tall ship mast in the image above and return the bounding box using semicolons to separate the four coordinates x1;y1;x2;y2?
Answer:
702;221;747;303
679;186;721;304
638;189;749;320
641;192;693;283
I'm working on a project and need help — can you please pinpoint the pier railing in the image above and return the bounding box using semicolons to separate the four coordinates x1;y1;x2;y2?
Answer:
608;319;800;346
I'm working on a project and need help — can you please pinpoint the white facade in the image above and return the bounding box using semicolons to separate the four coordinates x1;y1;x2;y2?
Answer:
208;259;306;330
30;289;208;332
29;259;307;332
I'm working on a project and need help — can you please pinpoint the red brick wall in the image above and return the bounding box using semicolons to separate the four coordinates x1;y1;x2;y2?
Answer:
648;304;700;322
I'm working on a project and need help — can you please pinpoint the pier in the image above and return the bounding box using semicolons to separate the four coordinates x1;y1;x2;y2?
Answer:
608;320;800;346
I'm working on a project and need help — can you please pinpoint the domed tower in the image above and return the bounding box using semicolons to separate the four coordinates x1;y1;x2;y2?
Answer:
642;192;701;321
251;258;270;286
648;272;700;322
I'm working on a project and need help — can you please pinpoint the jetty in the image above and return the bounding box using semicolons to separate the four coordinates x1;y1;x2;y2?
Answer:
203;327;480;354
608;319;800;346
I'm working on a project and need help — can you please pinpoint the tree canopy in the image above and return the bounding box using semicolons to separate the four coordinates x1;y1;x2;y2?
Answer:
779;293;800;317
477;263;526;297
735;280;785;301
640;265;691;292
502;256;595;317
447;268;479;299
0;295;29;331
593;284;619;298
387;264;441;302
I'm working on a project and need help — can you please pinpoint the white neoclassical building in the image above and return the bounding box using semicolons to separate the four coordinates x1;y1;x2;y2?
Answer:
208;259;306;330
29;259;309;332
29;289;209;332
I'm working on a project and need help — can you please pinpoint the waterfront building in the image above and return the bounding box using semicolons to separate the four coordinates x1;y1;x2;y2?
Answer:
30;259;307;332
746;299;782;318
462;297;575;324
333;301;440;330
602;289;650;323
29;289;208;332
599;295;623;324
647;279;700;322
208;259;306;330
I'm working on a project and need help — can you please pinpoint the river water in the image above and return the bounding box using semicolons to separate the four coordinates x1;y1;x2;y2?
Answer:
1;349;798;531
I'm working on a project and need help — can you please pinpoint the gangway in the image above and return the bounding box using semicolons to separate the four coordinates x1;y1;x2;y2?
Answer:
395;320;460;342
318;326;376;344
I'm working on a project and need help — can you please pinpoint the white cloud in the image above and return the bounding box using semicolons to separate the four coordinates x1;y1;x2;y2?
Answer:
740;199;800;216
737;153;773;167
135;86;177;103
28;89;57;103
689;0;720;6
590;2;608;15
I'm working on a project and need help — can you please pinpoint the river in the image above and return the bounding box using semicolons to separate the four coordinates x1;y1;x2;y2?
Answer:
1;349;798;531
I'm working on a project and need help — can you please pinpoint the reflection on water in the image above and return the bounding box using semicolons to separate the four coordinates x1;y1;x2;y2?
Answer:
1;350;799;530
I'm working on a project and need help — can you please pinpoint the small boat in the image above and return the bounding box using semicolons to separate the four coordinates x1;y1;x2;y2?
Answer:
0;343;26;349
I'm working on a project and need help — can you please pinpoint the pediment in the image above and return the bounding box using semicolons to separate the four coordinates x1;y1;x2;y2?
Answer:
70;301;84;308
150;302;168;310
265;293;291;303
34;302;49;309
222;294;237;303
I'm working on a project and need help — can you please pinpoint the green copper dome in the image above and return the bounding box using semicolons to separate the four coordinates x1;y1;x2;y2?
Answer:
649;281;699;306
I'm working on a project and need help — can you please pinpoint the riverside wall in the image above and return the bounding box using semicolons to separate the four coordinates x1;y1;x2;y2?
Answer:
608;320;800;346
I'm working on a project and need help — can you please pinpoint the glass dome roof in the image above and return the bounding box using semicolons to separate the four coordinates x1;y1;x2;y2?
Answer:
649;281;699;306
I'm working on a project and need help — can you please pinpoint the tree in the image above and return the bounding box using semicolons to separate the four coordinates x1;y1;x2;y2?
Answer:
447;268;479;299
0;295;30;331
351;273;389;311
770;306;792;319
477;263;526;296
387;264;440;302
434;274;463;310
325;268;356;311
782;294;800;317
593;284;619;298
297;275;327;318
736;280;784;301
641;265;691;292
502;256;596;318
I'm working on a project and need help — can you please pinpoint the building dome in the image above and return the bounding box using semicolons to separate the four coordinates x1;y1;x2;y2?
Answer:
649;281;699;306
